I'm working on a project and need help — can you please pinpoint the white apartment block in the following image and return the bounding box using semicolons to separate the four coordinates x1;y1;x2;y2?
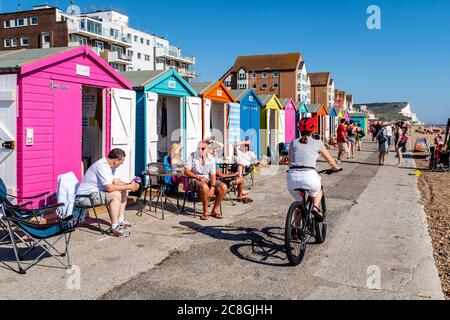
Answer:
328;79;335;108
297;62;311;105
59;7;196;77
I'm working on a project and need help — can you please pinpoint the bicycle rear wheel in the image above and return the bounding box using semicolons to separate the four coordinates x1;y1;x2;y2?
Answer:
314;194;328;244
285;202;307;266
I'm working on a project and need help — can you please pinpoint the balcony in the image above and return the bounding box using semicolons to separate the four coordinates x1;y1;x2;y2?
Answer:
67;18;132;48
156;47;196;65
178;69;197;78
107;51;133;65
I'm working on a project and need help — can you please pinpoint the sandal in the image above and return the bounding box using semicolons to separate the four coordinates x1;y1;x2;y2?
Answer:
238;197;253;204
311;205;324;222
200;216;208;221
211;213;223;220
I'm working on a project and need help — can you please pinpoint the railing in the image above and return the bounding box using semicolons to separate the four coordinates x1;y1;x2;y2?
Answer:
108;51;132;63
156;47;196;64
67;19;132;45
178;69;197;78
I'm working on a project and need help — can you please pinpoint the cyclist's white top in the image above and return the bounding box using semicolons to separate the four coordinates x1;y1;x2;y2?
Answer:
289;137;324;169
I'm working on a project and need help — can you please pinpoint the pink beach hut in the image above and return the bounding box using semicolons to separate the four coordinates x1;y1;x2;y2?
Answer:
280;98;298;144
0;46;135;201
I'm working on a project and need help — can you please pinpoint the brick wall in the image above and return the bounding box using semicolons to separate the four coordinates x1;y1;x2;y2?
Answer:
0;8;68;50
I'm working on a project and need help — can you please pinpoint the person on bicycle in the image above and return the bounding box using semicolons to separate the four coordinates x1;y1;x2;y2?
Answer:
287;118;341;221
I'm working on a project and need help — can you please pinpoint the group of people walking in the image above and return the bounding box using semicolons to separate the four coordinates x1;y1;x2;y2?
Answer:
371;121;409;167
336;119;366;163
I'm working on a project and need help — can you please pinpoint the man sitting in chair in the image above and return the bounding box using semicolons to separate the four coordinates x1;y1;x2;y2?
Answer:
76;149;139;238
184;142;228;221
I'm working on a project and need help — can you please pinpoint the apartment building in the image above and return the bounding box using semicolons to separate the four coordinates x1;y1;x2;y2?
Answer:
0;5;197;78
297;62;311;105
220;53;304;100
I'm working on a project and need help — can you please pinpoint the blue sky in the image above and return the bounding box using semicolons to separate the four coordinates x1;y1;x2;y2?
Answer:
1;0;449;124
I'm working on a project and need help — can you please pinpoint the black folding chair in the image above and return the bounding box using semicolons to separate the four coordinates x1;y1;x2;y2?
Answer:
181;178;223;218
73;194;111;234
0;180;79;275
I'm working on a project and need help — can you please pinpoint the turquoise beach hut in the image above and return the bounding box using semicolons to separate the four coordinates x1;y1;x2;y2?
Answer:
122;69;202;175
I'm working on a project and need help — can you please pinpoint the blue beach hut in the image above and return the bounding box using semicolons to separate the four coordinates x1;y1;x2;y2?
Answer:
231;89;263;157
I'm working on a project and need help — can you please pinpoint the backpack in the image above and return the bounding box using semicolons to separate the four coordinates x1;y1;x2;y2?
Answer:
377;129;387;144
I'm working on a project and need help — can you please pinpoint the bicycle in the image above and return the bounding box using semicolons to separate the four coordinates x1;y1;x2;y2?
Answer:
285;168;343;266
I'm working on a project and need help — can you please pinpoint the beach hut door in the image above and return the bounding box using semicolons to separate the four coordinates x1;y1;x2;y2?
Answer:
145;92;158;164
185;97;202;160
111;88;136;183
0;74;17;197
278;110;286;144
203;99;212;139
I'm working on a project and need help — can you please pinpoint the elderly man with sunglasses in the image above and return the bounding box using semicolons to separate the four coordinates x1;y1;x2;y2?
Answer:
184;141;228;220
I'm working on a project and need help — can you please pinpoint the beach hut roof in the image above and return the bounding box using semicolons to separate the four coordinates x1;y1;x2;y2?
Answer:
121;70;167;88
259;94;283;110
308;104;324;113
190;81;217;95
0;47;73;72
230;89;263;106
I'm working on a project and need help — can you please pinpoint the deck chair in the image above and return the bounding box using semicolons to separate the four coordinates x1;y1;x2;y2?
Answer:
0;180;78;274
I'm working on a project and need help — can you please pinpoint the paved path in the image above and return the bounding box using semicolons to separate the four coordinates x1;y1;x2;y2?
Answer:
0;143;444;300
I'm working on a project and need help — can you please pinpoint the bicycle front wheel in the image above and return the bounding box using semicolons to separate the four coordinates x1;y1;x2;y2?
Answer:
285;202;307;266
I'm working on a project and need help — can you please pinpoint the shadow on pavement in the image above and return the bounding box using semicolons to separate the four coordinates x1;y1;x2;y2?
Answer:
180;221;316;268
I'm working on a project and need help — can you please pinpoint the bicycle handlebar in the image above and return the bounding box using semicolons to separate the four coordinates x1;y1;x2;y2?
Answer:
317;168;344;175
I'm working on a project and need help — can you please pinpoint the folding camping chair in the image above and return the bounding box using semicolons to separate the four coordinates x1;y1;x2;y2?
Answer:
181;178;223;219
0;180;78;274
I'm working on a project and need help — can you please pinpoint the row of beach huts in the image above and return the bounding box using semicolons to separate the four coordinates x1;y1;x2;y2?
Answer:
0;46;368;200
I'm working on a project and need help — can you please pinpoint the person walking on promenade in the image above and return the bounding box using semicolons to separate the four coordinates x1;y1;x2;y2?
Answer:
336;119;349;163
377;123;389;166
394;122;404;167
385;122;393;152
346;121;357;159
356;123;366;152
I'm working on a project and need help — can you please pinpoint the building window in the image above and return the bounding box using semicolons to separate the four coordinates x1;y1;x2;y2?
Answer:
134;35;138;42
30;17;39;25
262;72;268;78
238;72;247;80
146;39;150;46
145;55;150;61
273;83;279;89
251;72;256;78
20;37;29;46
224;81;231;87
4;39;11;47
137;53;142;60
261;83;267;90
273;71;279;78
127;50;134;57
17;18;28;27
11;38;17;47
95;41;104;51
238;83;248;90
77;36;88;46
253;84;257;89
4;20;11;28
140;38;144;44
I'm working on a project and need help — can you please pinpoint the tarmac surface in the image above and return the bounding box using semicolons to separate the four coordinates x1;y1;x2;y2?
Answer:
0;142;445;300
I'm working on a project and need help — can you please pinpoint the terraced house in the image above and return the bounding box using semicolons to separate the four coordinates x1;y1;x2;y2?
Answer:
0;4;197;79
220;53;309;101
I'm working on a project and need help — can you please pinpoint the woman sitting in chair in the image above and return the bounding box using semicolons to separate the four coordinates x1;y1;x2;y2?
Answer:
163;143;188;194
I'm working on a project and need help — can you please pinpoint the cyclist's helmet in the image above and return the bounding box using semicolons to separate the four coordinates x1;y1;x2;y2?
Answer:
298;118;316;134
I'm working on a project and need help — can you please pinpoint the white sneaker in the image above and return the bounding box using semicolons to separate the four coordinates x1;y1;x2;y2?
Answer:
110;226;130;238
119;219;135;229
